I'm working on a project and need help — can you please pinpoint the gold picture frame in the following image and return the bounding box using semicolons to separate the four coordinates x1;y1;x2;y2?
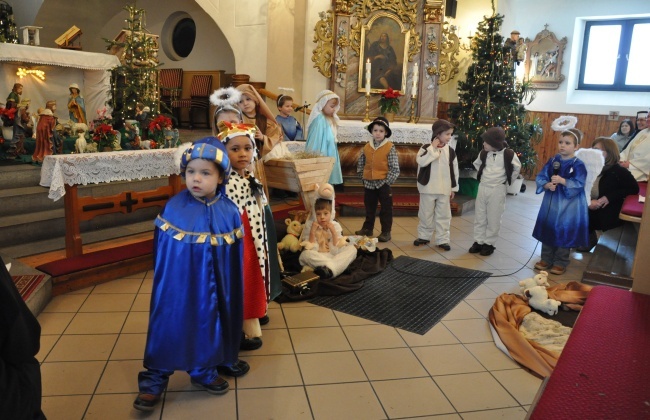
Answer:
524;26;568;90
358;11;410;94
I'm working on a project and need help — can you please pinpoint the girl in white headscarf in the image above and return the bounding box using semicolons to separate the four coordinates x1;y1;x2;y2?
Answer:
305;90;343;185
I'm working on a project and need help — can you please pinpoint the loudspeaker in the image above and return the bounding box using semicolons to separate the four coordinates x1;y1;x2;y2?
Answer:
445;0;457;18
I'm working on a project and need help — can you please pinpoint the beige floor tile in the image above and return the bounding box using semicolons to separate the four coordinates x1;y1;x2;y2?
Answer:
95;360;141;394
397;323;459;346
290;326;351;353
240;328;293;355
238;387;312;420
372;377;455;418
297;351;367;385
465;298;497;318
492;369;543;405
66;286;93;295
413;344;485;376
464;342;520;371
343;324;407;350
110;333;146;360
449;258;497;271
85;392;160;419
37;335;59;362
41;294;88;313
131;293;150;311
121;311;149;333
442;301;483;320
334;310;379;326
486;282;522;295
479;255;526;270
65;312;128;334
439;248;479;260
283;306;339;328
307;382;386;420
41;395;91;420
140;277;153;292
460;406;527;419
443;319;492;343
79;293;136;312
406;249;449;263
91;278;143;294
162;390;237;418
435;372;518;412
280;299;314;308
117;271;146;279
262;306;286;329
45;334;118;362
37;312;75;335
237;354;303;388
41;361;106;396
166;370;201;392
356;348;429;380
465;285;499;300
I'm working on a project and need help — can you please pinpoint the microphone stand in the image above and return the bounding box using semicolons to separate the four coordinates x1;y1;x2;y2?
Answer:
300;101;310;138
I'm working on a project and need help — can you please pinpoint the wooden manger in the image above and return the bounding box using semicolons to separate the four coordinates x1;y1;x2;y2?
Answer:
264;156;334;211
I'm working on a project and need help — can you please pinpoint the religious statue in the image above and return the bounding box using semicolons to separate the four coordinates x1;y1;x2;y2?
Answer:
504;30;523;65
68;83;87;124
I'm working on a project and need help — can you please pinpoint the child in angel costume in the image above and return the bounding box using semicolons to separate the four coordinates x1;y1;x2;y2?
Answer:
134;139;248;412
305;90;343;185
216;120;271;351
299;183;357;279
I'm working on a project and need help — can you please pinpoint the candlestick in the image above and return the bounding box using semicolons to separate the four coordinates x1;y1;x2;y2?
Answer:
363;94;371;122
411;62;419;98
365;59;371;95
408;97;416;123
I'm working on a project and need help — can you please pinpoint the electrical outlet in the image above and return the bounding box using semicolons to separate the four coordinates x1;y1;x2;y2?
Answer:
608;111;620;121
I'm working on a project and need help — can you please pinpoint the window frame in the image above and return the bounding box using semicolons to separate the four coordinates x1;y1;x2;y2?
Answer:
578;17;650;92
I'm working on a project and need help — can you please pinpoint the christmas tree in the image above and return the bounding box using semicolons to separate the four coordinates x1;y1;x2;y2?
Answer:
105;3;160;127
448;4;541;175
0;2;19;44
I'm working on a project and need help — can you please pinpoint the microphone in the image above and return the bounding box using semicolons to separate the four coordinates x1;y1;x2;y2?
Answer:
552;161;561;185
295;104;311;111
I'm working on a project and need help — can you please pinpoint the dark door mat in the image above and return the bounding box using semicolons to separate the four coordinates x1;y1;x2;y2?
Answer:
309;256;491;335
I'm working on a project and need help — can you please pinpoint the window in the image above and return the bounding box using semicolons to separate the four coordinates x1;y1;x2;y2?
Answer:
578;18;650;92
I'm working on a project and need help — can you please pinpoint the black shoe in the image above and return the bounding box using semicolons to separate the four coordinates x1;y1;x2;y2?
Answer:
191;377;229;395
314;266;334;279
133;393;161;412
218;359;250;377
259;315;270;325
240;335;263;351
438;243;451;251
377;232;391;242
413;238;430;246
355;228;373;236
469;242;483;253
480;244;495;256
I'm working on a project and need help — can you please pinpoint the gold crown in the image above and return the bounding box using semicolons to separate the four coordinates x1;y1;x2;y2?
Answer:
216;121;256;144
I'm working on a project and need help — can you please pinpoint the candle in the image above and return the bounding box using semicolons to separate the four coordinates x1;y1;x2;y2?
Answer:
365;59;371;95
411;62;419;97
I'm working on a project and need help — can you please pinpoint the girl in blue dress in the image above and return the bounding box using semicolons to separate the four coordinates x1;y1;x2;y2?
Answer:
305;90;343;185
533;128;589;275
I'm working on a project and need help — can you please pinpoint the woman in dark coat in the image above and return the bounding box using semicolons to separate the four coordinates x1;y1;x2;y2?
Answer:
582;137;639;250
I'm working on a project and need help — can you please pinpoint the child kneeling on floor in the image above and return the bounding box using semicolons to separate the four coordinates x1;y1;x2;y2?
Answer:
134;139;248;412
299;183;357;279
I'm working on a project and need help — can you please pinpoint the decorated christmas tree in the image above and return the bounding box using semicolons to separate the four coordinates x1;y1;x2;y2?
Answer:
105;3;160;127
448;4;541;175
0;2;19;43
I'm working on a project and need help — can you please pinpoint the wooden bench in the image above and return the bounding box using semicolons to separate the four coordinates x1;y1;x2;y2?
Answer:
619;181;646;224
528;286;650;418
582;223;637;289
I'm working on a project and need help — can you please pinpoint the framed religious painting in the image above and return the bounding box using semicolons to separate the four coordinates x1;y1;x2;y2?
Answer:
524;26;568;89
358;11;410;94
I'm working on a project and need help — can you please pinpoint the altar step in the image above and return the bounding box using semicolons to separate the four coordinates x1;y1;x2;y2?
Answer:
581;223;637;289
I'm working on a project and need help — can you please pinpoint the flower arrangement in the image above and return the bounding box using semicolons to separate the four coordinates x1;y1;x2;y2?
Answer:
92;123;118;151
90;107;113;132
148;114;173;148
0;107;17;127
378;88;402;114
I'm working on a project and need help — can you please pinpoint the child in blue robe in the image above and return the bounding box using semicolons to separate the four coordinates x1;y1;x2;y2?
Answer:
305;90;343;185
276;94;303;141
134;139;248;411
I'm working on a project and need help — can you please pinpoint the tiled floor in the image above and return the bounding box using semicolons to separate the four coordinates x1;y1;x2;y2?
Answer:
37;182;591;419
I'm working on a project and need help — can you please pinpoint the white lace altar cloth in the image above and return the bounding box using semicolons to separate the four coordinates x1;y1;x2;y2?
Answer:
40;149;180;201
337;120;433;144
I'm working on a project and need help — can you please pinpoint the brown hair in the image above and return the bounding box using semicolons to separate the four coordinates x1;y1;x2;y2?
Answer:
277;95;293;108
314;198;332;212
431;119;455;140
560;128;583;146
592;137;619;167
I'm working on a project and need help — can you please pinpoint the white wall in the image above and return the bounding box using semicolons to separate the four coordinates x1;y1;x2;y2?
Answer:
499;0;650;115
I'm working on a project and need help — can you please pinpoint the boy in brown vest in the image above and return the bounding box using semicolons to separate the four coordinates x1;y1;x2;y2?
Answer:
355;117;400;242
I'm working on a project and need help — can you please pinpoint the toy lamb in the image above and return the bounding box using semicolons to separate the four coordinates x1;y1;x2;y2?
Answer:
278;218;304;253
519;271;550;293
525;286;561;316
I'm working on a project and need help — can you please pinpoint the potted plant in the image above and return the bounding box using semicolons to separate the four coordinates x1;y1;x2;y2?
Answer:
92;123;118;152
378;88;401;122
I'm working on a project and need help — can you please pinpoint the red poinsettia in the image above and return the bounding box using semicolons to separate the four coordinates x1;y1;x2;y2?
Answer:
148;115;172;133
379;88;402;114
92;123;118;150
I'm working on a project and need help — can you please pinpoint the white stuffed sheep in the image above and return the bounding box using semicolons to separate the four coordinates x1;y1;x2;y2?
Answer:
519;271;550;293
525;285;561;316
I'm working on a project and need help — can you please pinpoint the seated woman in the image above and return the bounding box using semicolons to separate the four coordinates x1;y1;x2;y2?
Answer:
610;119;633;151
580;137;639;251
620;111;650;181
299;184;357;279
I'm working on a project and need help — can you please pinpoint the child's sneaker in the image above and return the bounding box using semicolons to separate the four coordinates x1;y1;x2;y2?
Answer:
534;260;550;270
480;244;495;256
549;265;566;275
377;232;391;242
133;393;161;411
437;243;451;251
191;377;229;395
469;242;482;253
413;238;430;246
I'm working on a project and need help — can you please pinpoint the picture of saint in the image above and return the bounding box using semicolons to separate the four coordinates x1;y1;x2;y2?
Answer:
360;15;407;93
